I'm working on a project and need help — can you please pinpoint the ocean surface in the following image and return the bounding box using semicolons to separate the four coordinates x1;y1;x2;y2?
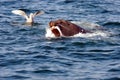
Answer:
0;0;120;80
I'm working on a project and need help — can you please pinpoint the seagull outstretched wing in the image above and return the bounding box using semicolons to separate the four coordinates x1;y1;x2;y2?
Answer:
33;11;44;17
12;10;28;19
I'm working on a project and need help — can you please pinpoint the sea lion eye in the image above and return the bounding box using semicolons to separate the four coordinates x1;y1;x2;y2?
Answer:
60;21;63;24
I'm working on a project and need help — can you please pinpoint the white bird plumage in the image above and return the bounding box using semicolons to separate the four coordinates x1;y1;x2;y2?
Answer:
12;9;44;24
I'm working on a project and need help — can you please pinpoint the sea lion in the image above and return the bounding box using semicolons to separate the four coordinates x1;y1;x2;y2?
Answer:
48;19;91;37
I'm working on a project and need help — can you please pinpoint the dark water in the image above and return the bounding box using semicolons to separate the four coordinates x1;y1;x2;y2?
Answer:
0;0;120;80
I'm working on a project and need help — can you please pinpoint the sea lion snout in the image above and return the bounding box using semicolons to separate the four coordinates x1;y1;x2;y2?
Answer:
49;20;63;37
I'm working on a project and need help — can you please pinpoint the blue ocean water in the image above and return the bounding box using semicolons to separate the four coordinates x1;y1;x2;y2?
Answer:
0;0;120;80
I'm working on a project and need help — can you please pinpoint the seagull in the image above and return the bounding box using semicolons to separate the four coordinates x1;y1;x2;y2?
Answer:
12;9;44;24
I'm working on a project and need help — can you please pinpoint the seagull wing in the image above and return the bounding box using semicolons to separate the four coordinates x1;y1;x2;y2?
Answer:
12;10;28;19
33;11;44;17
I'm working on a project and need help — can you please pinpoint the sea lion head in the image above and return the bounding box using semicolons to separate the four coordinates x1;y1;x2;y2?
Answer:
48;19;90;37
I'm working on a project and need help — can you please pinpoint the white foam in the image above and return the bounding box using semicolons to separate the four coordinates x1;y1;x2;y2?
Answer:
73;31;109;38
45;28;56;38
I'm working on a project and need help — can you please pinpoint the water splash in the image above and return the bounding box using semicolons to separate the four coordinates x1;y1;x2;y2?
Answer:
73;31;109;38
45;28;56;38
